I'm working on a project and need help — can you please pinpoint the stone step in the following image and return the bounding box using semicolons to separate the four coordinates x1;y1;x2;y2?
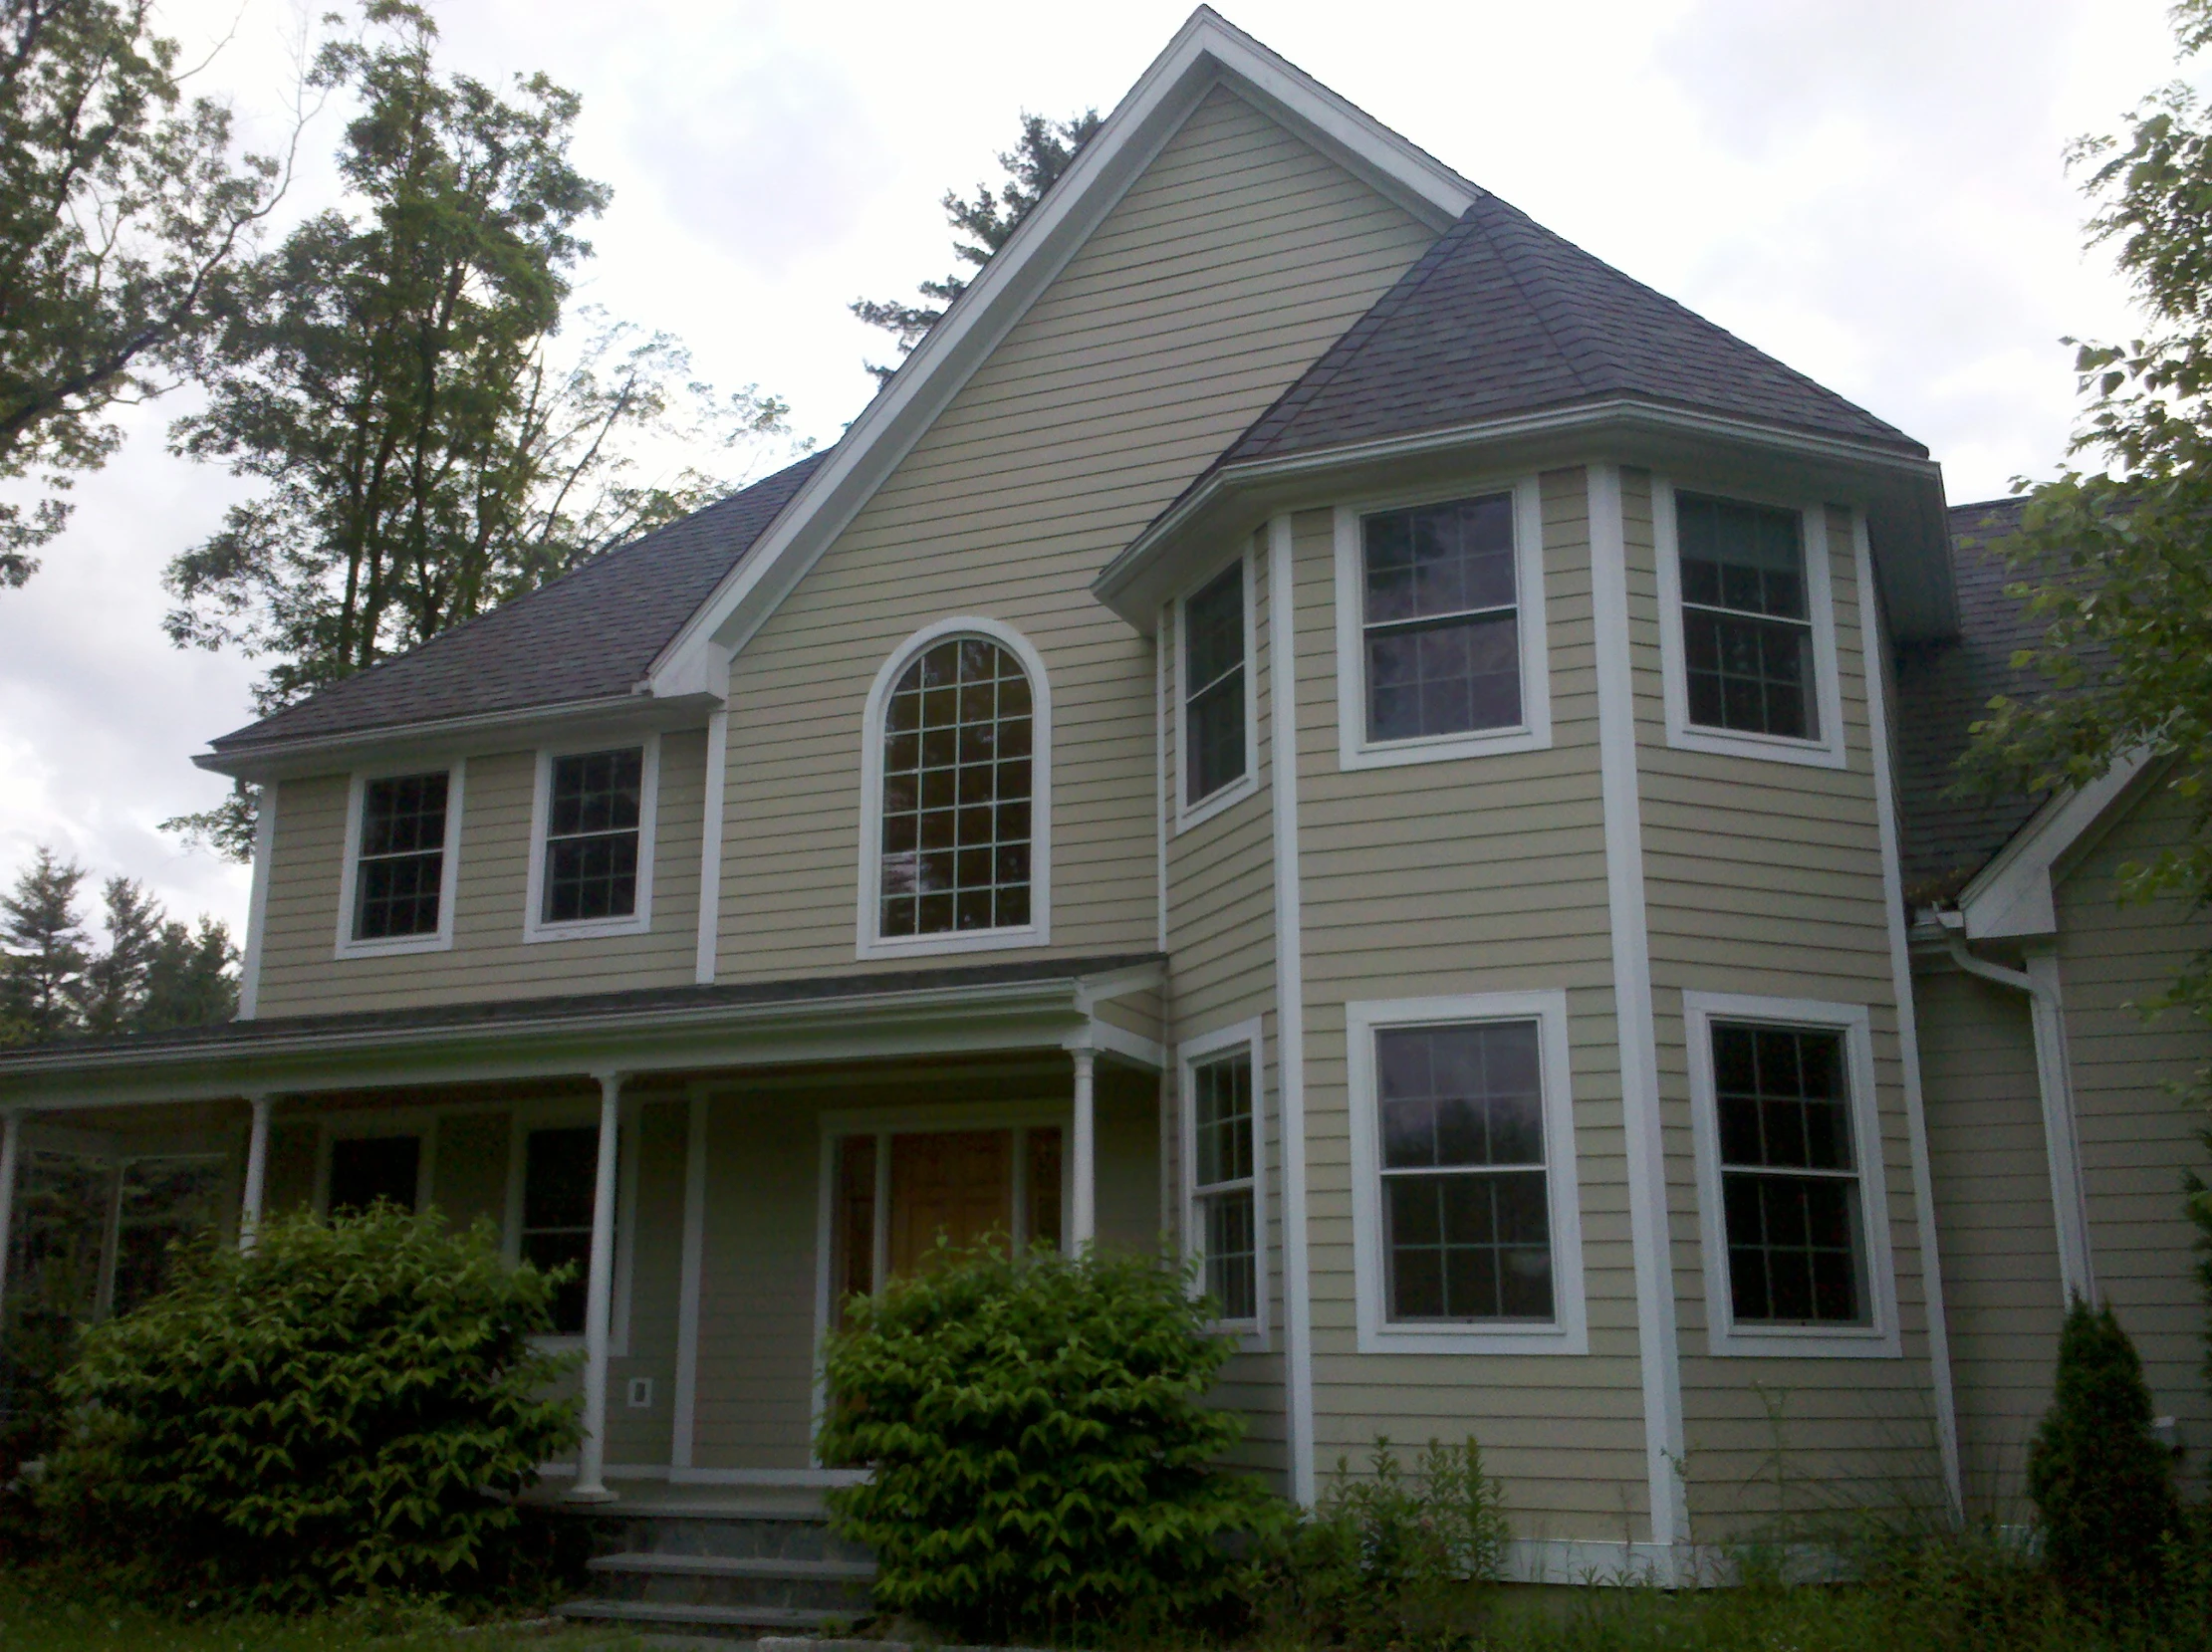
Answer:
558;1598;860;1638
599;1511;870;1566
590;1552;877;1581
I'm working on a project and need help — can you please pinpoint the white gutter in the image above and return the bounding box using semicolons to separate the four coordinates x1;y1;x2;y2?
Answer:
1940;927;2096;1306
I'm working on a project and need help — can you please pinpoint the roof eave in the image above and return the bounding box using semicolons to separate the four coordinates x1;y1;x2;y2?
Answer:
1094;399;1955;640
197;690;723;782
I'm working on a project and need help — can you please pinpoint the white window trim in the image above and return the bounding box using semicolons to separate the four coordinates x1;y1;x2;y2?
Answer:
1682;991;1901;1358
314;1111;438;1216
503;1099;640;1358
1346;990;1588;1355
523;733;661;942
1333;476;1552;771
1178;1017;1269;1349
1172;546;1260;833
334;760;465;959
1652;481;1847;771
855;615;1053;960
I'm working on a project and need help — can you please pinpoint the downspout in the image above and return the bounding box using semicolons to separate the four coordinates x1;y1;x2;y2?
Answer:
1940;930;2096;1305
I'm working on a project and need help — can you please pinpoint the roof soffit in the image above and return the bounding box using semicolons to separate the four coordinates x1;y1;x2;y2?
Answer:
643;6;1478;698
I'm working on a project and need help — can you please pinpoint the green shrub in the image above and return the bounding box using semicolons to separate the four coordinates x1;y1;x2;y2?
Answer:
816;1241;1279;1644
37;1205;580;1611
2025;1298;2180;1611
1261;1438;1508;1650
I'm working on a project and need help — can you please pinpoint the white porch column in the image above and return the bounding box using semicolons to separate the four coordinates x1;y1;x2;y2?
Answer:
239;1094;274;1251
569;1071;623;1503
1070;1047;1096;1248
0;1109;21;1329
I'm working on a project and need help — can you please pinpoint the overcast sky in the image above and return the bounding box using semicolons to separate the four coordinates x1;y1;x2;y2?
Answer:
0;0;2186;939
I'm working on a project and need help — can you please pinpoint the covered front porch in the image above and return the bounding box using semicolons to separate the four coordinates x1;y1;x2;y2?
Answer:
0;954;1169;1502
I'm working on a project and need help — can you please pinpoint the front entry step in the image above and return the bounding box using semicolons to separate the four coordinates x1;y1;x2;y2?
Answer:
556;1597;859;1635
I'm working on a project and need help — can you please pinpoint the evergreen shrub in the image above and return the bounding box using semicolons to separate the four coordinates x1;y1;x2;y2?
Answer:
37;1205;580;1610
816;1242;1278;1644
2025;1298;2180;1611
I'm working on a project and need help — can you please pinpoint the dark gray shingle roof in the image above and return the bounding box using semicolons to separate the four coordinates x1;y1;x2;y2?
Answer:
211;452;829;752
1894;498;2056;896
1212;196;1926;469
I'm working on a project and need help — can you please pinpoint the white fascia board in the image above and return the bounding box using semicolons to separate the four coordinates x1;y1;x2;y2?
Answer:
644;7;1479;697
1960;749;2155;940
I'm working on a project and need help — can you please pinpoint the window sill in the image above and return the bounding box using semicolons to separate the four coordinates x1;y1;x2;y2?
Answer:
1340;722;1551;772
1174;770;1260;834
1665;721;1846;771
1208;1320;1269;1354
334;931;453;961
1706;1322;1900;1359
524;913;651;944
857;923;1045;962
1355;1320;1588;1356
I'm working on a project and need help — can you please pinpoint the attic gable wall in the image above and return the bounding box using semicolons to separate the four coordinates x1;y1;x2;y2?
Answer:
713;83;1437;980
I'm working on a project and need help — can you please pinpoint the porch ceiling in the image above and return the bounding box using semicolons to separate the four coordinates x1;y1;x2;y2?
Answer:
0;953;1165;1109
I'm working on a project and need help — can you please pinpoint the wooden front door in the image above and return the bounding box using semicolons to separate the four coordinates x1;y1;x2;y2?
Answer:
886;1129;1012;1278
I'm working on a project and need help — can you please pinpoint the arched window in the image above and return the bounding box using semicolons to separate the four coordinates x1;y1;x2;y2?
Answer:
875;633;1037;941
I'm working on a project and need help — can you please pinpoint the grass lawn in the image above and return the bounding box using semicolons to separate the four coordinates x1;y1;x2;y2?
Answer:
0;1573;641;1652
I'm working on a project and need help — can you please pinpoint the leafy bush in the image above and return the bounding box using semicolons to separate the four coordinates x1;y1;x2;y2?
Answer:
1261;1438;1508;1650
816;1242;1278;1644
2025;1298;2180;1611
37;1205;580;1611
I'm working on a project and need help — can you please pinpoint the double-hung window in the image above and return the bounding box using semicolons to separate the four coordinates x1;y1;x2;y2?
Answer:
1657;485;1844;767
519;1125;598;1336
1347;993;1586;1353
1335;481;1549;768
341;767;460;955
1179;559;1250;818
1186;1036;1260;1328
528;741;656;938
1684;993;1897;1356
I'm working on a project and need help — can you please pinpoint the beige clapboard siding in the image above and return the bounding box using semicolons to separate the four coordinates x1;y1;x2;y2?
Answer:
1161;534;1291;1477
2054;781;2212;1480
1913;967;2060;1515
1285;472;1653;1528
1624;479;1944;1524
255;731;709;1016
687;1064;1158;1468
714;84;1436;982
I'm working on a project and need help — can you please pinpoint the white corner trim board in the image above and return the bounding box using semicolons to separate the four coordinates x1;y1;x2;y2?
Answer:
1344;990;1589;1356
1266;512;1318;1508
1587;462;1689;1556
1855;512;1963;1517
238;784;279;1018
523;733;661;944
1651;479;1847;771
643;9;1474;701
695;711;729;984
1332;476;1552;770
852;615;1053;961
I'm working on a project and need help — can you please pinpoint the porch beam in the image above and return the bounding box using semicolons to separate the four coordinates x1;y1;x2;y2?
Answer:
570;1070;623;1503
0;1108;20;1329
1070;1047;1096;1248
239;1093;274;1251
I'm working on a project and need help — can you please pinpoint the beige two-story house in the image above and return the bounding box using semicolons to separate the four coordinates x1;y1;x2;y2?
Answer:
1;7;2204;1584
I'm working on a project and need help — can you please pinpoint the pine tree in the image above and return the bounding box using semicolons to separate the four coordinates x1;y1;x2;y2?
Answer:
2026;1298;2181;1610
0;847;90;1043
136;916;238;1032
852;110;1102;384
79;875;161;1035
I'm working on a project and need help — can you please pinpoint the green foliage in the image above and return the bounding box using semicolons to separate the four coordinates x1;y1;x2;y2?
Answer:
161;2;801;717
0;846;236;1045
816;1241;1276;1644
851;109;1101;383
2026;1298;2181;1611
0;0;289;587
1260;1438;1509;1650
36;1205;580;1611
